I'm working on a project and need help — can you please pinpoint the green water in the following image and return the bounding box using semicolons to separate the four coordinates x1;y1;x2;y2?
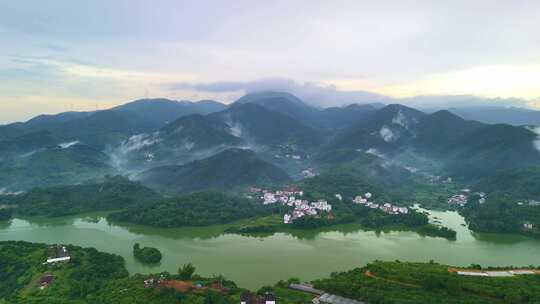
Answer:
1;209;540;289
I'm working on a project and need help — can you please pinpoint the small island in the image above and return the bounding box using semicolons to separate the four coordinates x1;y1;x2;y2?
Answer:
133;243;162;264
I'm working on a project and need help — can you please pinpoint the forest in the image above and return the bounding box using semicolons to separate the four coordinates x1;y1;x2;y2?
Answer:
4;175;161;217
313;261;540;304
108;191;276;228
460;194;540;237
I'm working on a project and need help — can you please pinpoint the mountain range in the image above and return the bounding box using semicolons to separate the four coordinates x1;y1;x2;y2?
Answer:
0;91;539;196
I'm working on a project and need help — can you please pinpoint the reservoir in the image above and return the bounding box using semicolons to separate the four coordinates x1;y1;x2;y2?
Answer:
1;209;539;289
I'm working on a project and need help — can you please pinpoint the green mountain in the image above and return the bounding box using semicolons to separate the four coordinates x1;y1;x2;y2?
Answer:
209;103;324;148
414;110;483;153
24;111;94;128
329;104;426;153
137;148;291;193
312;150;437;203
234;91;379;129
158;114;241;150
327;106;540;181
0;144;114;191
0;98;226;150
234;91;320;125
440;124;540;180
318;104;379;129
473;165;540;199
0;130;60;159
109;114;243;171
113;98;226;126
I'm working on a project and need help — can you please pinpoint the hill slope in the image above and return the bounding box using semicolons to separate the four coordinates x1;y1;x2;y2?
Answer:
137;148;291;193
209;103;324;148
0;143;114;191
113;98;226;126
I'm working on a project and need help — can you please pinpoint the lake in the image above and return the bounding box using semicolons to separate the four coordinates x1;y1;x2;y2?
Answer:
1;209;540;289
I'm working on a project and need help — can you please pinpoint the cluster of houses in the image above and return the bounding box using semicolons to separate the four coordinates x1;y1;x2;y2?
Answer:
523;222;536;230
43;244;71;264
448;189;486;207
250;187;333;224
301;168;317;178
143;274;167;288
352;192;409;215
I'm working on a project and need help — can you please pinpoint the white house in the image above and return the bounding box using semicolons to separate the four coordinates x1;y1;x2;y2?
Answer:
283;214;292;224
45;256;71;264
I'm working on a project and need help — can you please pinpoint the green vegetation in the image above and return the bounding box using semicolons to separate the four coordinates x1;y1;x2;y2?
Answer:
7;176;160;217
133;243;162;264
311;151;458;209
3;241;540;303
209;102;324;148
108;191;276;228
138;149;291;194
460;195;540;237
0;241;269;304
313;261;540;304
417;224;457;240
0;241;128;303
178;263;196;280
0;144;114;192
223;215;282;235
473;166;540;200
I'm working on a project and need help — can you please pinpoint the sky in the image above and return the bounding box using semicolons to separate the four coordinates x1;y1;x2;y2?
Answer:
1;0;540;123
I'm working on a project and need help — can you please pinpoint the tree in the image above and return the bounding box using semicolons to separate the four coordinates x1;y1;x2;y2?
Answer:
178;263;196;280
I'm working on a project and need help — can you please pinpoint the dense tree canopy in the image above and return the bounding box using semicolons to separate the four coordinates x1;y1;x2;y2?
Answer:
108;191;274;228
7;175;160;217
133;243;162;264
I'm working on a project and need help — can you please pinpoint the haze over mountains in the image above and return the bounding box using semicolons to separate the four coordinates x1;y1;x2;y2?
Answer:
1;91;539;195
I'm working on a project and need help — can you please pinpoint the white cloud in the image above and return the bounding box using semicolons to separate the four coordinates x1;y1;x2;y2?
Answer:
379;126;396;142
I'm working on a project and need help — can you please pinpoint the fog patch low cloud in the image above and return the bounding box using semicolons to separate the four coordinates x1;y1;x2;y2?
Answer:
168;77;391;107
168;77;535;110
58;140;80;149
530;126;540;152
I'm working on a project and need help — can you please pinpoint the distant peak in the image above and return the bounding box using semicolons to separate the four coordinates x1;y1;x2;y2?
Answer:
234;91;306;106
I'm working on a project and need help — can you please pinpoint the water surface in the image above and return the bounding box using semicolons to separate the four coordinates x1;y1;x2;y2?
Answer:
1;209;539;289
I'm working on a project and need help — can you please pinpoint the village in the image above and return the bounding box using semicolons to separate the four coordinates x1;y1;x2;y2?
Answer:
250;186;413;225
250;187;333;224
352;192;409;215
447;189;486;207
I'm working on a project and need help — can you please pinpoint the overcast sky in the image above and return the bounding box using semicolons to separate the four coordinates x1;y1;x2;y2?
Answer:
1;0;540;123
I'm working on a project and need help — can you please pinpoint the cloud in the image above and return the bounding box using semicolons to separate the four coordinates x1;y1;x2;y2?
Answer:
166;77;537;110
400;95;530;110
168;77;391;107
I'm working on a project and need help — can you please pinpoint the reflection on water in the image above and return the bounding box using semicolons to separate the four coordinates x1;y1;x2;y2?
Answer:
1;209;540;290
